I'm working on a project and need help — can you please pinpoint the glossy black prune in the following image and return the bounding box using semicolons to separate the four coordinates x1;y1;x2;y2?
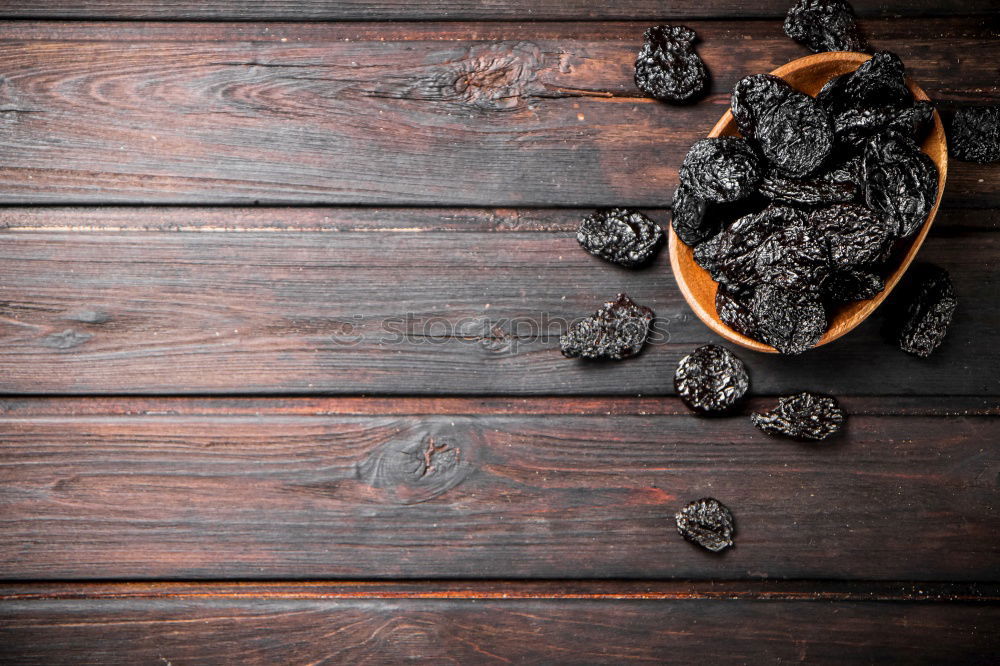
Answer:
674;344;750;416
634;25;709;104
715;284;756;338
810;204;893;269
758;168;857;206
833;100;935;153
825;269;884;303
753;221;830;293
560;293;654;360
577;208;665;268
783;0;867;54
694;205;804;288
679;138;762;203
886;263;957;358
819;51;913;116
749;284;827;355
670;184;713;246
862;133;938;238
732;74;834;177
675;498;735;553
947;105;1000;164
751;392;846;441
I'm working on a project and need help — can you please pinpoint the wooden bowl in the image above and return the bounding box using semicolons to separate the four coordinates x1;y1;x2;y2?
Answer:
668;52;948;353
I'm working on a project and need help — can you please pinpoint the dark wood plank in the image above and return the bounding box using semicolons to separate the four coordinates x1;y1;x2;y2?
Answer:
0;20;995;206
1;403;996;580
0;218;995;396
0;0;995;20
1;592;997;664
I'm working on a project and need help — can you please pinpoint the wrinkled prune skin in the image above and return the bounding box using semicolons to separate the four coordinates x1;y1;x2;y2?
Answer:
577;208;665;268
758;168;857;206
822;51;912;115
947;105;1000;164
783;0;867;54
825;269;884;303
670;184;712;246
889;100;935;145
732;74;834;177
885;263;957;358
810;204;893;269
834;100;936;153
715;284;756;338
750;285;827;355
751;392;846;441
675;498;735;553
694;205;804;287
560;293;654;360
674;344;750;416
753;222;830;293
680;138;762;203
634;25;709;104
862;133;938;238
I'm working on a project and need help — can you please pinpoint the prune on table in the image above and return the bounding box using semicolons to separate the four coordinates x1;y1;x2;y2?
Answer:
825;269;884;303
679;137;762;203
758;168;857;206
674;344;750;416
732;74;834;177
862;132;938;238
810;204;893;269
947;105;1000;164
561;293;654;360
885;263;957;358
749;284;827;354
751;392;846;441
820;51;912;115
675;498;735;553
783;0;868;54
634;25;709;104
577;208;665;268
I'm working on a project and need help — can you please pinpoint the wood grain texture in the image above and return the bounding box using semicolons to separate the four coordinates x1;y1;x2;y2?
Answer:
1;595;997;664
0;219;995;396
1;0;996;20
0;20;995;206
1;406;997;580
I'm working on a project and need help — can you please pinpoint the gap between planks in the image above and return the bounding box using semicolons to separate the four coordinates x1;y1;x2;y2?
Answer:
2;580;998;602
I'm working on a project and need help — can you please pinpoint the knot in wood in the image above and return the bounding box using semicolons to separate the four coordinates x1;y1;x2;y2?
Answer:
450;42;544;110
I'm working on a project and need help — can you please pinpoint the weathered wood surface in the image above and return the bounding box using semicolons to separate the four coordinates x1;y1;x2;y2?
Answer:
1;589;997;664
0;20;996;206
0;214;995;395
2;401;996;580
1;0;996;20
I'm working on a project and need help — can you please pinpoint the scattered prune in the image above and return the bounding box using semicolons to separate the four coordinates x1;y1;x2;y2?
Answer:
947;105;1000;164
674;344;750;415
749;284;827;355
758;168;857;206
825;269;884;303
751;392;846;441
577;208;665;268
634;25;709;104
732;74;834;177
561;293;654;360
680;138;762;203
810;204;893;269
862;132;938;238
885;263;957;358
675;498;735;553
783;0;867;54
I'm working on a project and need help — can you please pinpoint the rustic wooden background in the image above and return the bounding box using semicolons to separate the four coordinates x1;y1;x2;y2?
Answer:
0;1;998;663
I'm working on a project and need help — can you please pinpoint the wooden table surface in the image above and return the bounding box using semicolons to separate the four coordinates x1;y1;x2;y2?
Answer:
1;1;998;663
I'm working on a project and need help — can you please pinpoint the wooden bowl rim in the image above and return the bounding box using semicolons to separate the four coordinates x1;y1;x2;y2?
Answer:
667;51;948;353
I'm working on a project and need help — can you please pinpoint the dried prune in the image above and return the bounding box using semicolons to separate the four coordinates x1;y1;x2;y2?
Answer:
670;184;713;246
886;263;957;358
561;293;654;360
679;138;762;203
732;74;834;177
577;208;665;268
810;204;893;269
833;100;936;152
695;205;804;288
634;25;709;104
820;51;912;115
753;221;830;293
751;392;846;441
758;168;857;206
947;105;1000;164
674;344;750;415
715;284;756;338
825;269;884;303
783;0;867;54
675;498;735;553
888;100;935;145
749;284;827;355
862;133;938;238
